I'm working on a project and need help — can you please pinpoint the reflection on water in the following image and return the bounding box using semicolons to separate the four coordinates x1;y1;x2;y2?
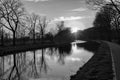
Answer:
0;41;100;80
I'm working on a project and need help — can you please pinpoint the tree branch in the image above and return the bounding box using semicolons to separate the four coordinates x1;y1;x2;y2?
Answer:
110;0;120;14
0;22;12;31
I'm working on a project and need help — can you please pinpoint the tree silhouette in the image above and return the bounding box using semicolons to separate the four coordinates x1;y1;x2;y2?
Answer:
38;16;49;43
0;0;25;46
44;32;54;42
28;50;39;78
26;13;39;44
95;3;120;40
86;0;120;11
56;21;65;33
8;54;20;80
94;3;116;28
0;24;4;46
38;49;49;74
86;0;120;30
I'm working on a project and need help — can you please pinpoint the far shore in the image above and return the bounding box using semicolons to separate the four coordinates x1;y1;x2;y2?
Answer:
0;41;71;57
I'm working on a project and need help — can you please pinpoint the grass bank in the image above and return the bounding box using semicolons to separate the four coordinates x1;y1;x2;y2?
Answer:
70;42;113;80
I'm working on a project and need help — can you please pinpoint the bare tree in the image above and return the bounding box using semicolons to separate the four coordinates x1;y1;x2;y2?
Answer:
86;0;120;41
16;22;27;38
86;0;120;12
0;0;25;46
26;13;39;44
86;0;120;20
38;16;49;43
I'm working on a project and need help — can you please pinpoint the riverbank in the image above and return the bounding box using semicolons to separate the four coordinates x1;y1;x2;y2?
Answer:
70;42;113;80
0;42;71;57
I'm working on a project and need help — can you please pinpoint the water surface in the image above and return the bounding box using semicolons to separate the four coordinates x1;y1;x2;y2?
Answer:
0;41;100;80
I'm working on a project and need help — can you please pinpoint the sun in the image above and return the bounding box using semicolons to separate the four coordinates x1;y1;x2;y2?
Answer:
71;27;79;33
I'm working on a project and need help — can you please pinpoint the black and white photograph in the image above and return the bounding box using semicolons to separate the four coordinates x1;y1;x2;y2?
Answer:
0;0;120;80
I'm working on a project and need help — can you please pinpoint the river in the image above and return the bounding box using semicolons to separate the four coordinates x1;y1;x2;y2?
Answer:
0;40;100;80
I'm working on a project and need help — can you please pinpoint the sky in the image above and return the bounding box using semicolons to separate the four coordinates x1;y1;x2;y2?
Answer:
21;0;96;33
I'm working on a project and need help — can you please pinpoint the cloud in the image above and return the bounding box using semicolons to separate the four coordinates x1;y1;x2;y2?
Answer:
24;0;49;2
53;16;84;21
71;8;87;12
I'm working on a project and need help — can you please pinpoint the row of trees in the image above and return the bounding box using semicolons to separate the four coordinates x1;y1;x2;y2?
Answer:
0;0;25;46
0;0;66;46
84;0;120;41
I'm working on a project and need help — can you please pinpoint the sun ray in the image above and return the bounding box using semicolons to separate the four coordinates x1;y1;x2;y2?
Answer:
71;27;79;33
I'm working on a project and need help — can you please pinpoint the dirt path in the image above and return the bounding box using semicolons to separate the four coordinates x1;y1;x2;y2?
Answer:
106;42;120;80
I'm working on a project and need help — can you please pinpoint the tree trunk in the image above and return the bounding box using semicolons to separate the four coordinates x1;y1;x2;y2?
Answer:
1;28;4;46
1;33;4;46
13;31;16;46
41;32;44;44
33;30;35;44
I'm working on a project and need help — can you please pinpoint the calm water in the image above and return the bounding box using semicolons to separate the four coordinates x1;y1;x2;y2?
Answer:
0;41;100;80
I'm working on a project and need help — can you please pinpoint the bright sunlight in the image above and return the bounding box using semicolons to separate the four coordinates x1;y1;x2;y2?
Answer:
66;20;85;33
71;27;79;33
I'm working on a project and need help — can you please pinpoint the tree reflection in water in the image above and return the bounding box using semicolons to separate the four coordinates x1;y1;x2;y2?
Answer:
28;49;49;78
7;54;20;80
57;44;72;64
0;43;75;80
9;52;27;80
0;52;27;80
38;49;49;74
48;44;72;65
0;56;4;79
28;50;39;78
